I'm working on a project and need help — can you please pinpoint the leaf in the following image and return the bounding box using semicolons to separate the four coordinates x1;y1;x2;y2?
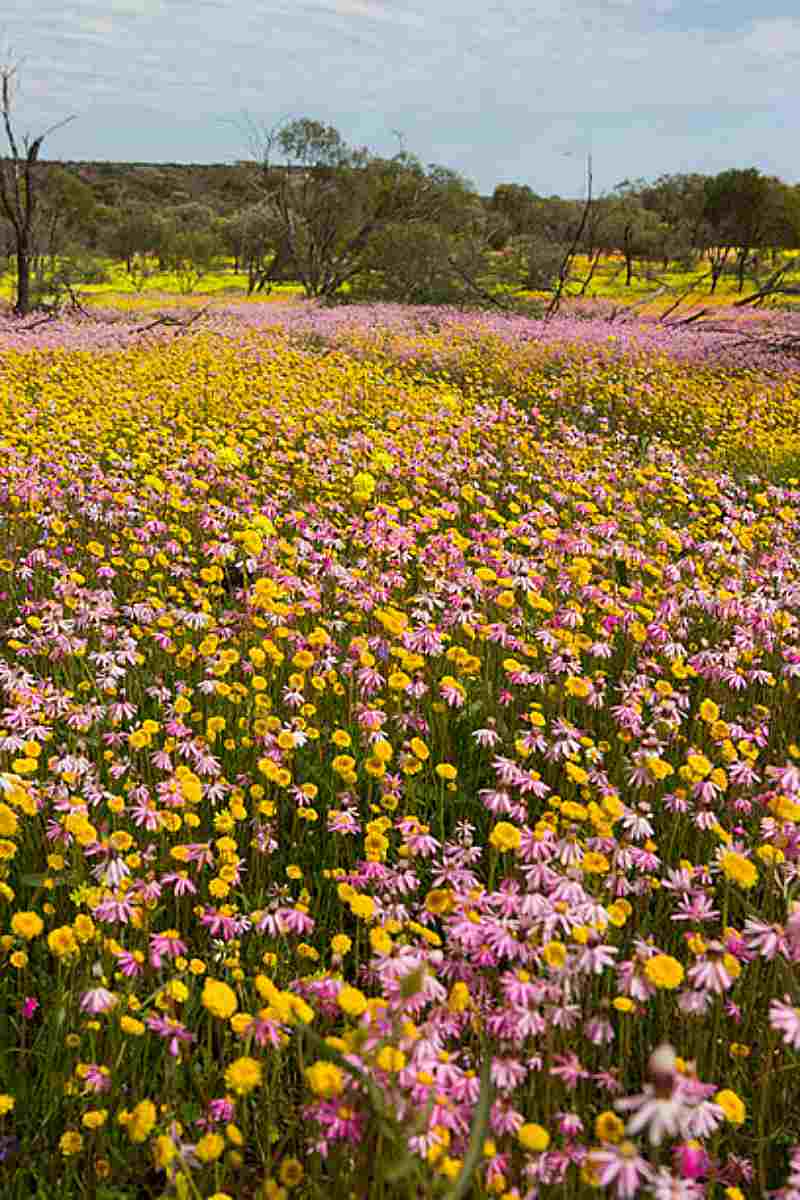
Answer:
443;1050;494;1200
298;1021;386;1118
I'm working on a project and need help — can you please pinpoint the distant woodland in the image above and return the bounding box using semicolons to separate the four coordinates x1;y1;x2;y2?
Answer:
3;116;800;313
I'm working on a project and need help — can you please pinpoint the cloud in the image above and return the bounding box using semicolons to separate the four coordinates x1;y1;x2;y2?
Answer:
107;0;164;13
0;0;796;193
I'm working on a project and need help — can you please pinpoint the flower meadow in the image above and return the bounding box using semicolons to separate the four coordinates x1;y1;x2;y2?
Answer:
3;303;800;1199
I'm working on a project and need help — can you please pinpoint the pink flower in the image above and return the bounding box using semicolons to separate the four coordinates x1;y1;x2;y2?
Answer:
149;929;188;967
615;1045;686;1147
80;987;118;1015
770;996;800;1050
587;1141;653;1198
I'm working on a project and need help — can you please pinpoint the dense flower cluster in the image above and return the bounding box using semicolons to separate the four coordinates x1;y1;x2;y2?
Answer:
0;305;799;1197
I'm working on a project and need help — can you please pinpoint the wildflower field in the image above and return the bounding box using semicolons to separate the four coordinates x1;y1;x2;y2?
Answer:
3;301;800;1200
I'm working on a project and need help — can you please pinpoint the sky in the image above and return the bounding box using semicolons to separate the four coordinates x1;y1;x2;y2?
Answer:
1;0;798;198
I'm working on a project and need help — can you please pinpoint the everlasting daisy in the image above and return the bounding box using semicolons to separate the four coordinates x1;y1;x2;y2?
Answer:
770;996;800;1050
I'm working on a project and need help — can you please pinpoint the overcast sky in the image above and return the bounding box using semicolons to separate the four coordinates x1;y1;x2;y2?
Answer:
1;1;798;197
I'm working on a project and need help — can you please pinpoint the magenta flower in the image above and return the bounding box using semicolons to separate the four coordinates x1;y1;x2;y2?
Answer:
673;1140;712;1180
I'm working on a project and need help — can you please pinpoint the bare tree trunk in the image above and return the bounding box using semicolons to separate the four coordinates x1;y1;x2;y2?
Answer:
579;248;602;296
624;226;633;287
14;241;30;315
736;248;749;294
0;59;75;315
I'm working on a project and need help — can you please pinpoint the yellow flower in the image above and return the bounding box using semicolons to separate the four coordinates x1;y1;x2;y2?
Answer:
349;894;375;921
435;763;457;781
127;1099;157;1143
224;1056;262;1096
48;925;79;958
59;1130;84;1156
305;1060;344;1098
73;914;96;943
11;910;43;940
195;1132;226;1162
0;804;18;837
595;1111;625;1143
409;737;429;761
337;985;368;1018
372;738;393;764
369;921;393;950
202;978;238;1020
581;851;610;874
82;1109;108;1130
332;754;356;777
607;902;630;927
241;529;263;557
425;889;455;916
376;1046;406;1072
120;1015;145;1036
715;1089;746;1125
489;822;521;852
644;954;685;990
279;1158;305;1188
719;852;758;889
518;1123;550;1152
542;941;567;969
0;1095;14;1116
686;753;712;779
699;698;720;723
565;675;591;699
331;934;352;956
448;981;471;1012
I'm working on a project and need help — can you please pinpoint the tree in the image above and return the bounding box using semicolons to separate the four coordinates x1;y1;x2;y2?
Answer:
219;203;287;293
250;117;484;300
488;183;538;240
102;200;161;273
161;228;222;295
350;197;504;306
703;168;780;293
0;56;75;314
602;192;665;287
638;173;708;255
35;165;96;270
518;236;569;292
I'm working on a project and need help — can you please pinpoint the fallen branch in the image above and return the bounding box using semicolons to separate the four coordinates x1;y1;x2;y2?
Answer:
133;305;213;337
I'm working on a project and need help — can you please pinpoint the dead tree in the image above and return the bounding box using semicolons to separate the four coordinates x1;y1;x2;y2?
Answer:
0;57;75;315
